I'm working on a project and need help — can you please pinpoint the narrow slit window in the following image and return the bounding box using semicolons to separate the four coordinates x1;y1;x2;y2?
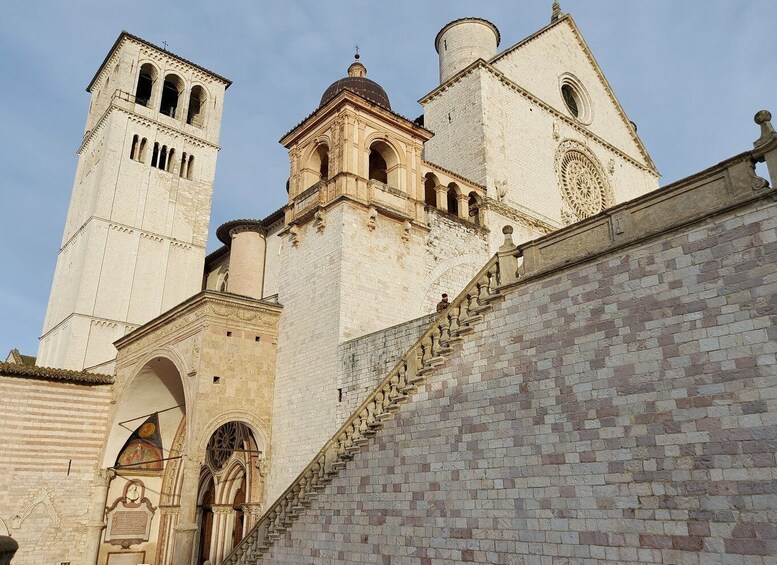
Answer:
167;148;175;173
180;152;187;178
130;135;139;160
159;145;168;170
139;138;147;162
151;142;159;168
187;155;194;180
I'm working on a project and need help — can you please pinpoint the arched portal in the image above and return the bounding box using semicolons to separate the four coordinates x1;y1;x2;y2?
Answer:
103;356;186;469
194;421;264;564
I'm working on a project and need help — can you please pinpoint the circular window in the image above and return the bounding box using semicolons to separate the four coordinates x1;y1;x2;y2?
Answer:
206;422;246;471
561;84;579;118
555;141;611;223
559;75;592;124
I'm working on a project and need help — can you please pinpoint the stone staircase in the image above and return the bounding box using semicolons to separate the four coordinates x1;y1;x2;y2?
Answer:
223;241;510;564
224;109;777;565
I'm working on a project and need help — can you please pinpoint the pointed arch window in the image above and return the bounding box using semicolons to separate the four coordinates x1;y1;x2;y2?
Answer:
186;85;207;127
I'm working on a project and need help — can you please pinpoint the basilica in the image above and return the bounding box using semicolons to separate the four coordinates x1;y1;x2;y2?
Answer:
2;4;776;565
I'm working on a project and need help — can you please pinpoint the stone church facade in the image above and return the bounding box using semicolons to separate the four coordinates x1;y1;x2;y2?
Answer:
2;6;776;565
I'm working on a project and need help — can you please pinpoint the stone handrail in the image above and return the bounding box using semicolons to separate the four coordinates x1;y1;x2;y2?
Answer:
223;253;504;563
223;110;777;564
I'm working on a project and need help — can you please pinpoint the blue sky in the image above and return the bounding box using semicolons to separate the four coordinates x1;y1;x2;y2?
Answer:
1;0;775;359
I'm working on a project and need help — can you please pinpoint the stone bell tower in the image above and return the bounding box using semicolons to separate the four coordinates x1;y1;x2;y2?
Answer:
266;57;435;498
37;32;230;372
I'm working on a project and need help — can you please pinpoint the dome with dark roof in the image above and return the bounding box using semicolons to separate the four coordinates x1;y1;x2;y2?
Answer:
320;58;391;110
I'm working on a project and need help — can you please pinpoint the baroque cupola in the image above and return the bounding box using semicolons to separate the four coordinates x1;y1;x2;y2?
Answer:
319;56;391;110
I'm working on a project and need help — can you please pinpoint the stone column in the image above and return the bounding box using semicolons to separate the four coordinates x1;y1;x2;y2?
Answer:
210;505;235;563
242;503;264;531
171;456;201;565
227;221;266;299
435;185;447;209
84;468;115;565
457;193;469;220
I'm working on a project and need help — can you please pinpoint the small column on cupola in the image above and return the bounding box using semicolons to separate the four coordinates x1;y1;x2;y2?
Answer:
217;219;266;300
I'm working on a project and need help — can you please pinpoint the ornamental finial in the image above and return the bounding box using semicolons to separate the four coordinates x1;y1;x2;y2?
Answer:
551;1;563;23
754;110;776;148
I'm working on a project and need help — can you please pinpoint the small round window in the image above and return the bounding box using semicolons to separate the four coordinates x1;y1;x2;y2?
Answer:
559;75;592;124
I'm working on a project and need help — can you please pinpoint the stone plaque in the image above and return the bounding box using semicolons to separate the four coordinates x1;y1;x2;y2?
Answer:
106;551;145;565
104;480;156;548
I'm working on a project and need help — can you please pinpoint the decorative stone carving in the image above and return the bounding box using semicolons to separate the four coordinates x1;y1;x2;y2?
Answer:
314;209;327;233
289;225;300;247
104;480;156;549
555;140;612;224
495;179;508;202
754;110;776;148
367;206;377;230
12;488;61;530
552;122;560;141
402;219;411;242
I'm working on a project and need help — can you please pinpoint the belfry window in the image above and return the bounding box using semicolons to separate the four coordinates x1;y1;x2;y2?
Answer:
369;149;388;184
424;174;438;207
186;85;207;126
468;192;481;225
187;155;195;180
167;148;176;173
180;152;188;178
447;185;459;216
135;63;155;107
151;142;159;168
160;74;183;118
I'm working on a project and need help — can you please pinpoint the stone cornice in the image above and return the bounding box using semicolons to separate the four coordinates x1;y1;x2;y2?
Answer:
484;198;558;234
58;215;206;255
87;31;231;93
281;90;432;148
421;160;486;191
79;95;221;155
114;291;282;356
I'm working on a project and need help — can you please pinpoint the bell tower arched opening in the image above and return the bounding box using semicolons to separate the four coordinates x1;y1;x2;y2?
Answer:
160;73;184;118
135;62;157;107
368;139;399;187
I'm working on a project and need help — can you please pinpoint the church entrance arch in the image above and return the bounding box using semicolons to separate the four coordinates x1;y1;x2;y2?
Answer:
195;421;264;564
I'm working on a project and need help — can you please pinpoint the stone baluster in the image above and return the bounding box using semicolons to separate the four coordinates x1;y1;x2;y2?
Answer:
448;305;462;340
438;316;452;353
497;225;520;287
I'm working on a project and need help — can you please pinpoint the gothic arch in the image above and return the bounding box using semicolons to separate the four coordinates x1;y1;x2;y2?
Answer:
197;410;268;457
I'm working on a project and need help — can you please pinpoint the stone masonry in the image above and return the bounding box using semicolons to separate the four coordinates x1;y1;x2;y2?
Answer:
229;124;777;563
